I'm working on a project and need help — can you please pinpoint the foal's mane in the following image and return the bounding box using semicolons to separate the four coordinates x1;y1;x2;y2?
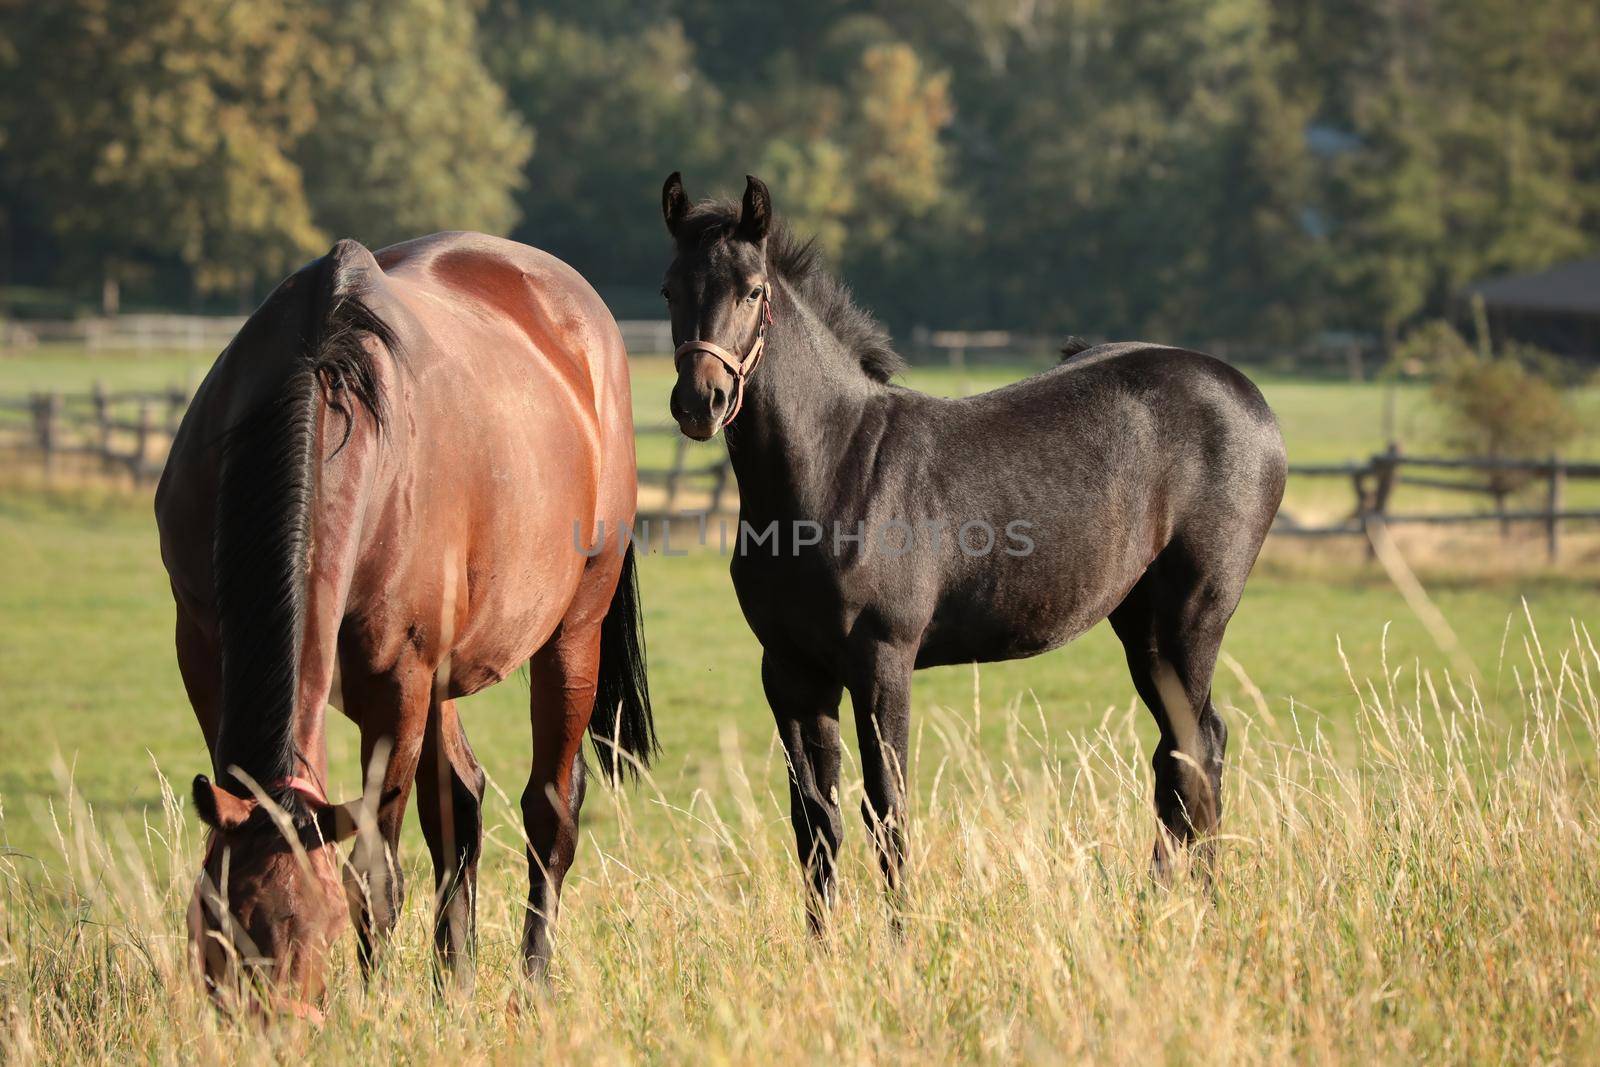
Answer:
678;201;906;383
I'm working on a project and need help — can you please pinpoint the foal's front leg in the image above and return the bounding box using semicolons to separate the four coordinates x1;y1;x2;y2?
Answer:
762;650;845;935
847;645;915;908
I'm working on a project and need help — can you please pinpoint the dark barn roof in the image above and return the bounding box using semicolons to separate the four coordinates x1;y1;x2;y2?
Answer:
1464;257;1600;315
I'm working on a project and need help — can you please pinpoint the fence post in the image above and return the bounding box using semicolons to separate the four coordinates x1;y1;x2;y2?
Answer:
91;379;112;473
134;400;153;485
662;435;688;513
1546;453;1565;564
1361;444;1400;559
166;384;186;435
708;456;731;514
30;392;60;482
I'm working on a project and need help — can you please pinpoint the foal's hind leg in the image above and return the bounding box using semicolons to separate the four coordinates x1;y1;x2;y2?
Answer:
1109;544;1242;879
763;649;845;935
416;697;485;987
520;624;599;980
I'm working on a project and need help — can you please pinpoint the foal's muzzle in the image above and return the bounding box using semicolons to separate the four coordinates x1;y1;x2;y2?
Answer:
670;350;734;440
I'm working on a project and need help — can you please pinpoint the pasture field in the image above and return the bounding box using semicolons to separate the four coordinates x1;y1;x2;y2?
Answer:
2;347;1599;1062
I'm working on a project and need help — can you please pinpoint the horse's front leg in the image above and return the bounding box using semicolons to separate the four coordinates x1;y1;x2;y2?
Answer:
762;649;845;935
339;661;433;977
847;644;915;915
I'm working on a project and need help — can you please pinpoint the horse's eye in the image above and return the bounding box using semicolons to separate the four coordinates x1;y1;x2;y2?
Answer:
660;286;671;302
748;286;763;302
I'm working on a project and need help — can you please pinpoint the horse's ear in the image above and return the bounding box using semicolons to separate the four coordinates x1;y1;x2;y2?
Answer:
663;171;689;238
310;787;400;845
192;775;253;832
739;175;771;244
311;799;364;844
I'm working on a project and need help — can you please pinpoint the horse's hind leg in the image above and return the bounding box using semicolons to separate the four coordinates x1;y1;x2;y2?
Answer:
520;623;599;980
416;697;485;987
1109;540;1245;879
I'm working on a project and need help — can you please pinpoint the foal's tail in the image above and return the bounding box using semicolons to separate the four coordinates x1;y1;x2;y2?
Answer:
589;542;656;782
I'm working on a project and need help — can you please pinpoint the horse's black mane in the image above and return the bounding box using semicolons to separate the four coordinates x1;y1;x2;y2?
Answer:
678;200;906;383
211;243;396;808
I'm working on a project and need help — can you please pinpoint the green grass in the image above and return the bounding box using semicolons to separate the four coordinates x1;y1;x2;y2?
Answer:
1;486;1594;870
0;347;209;394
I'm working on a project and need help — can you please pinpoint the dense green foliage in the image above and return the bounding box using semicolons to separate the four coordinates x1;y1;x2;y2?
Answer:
2;0;1597;338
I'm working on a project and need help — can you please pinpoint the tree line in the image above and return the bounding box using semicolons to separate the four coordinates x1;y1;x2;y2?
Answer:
2;0;1597;346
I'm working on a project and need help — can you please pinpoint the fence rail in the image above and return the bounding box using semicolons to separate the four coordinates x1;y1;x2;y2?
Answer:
5;385;1596;559
0;384;737;508
1275;447;1600;561
0;383;191;482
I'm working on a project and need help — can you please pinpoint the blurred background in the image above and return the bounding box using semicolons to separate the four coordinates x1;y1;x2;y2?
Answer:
1;0;1597;351
1;0;1597;887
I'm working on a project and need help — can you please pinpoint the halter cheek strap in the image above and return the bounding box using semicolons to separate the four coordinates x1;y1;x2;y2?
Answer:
271;776;329;806
673;292;773;426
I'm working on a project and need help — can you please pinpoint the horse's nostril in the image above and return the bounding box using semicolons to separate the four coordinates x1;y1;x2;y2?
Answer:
711;387;728;415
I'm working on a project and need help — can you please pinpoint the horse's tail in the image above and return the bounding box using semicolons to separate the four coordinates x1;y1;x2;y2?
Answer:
210;239;396;795
588;541;656;782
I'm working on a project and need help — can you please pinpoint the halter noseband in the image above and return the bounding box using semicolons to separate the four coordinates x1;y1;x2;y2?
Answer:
673;289;774;426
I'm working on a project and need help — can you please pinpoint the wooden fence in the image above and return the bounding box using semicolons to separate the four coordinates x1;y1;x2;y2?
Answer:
0;383;738;508
636;425;734;519
0;383;192;483
1275;447;1600;561
6;385;1598;560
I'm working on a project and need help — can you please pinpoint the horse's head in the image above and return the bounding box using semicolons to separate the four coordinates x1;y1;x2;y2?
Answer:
661;172;774;440
187;775;359;1020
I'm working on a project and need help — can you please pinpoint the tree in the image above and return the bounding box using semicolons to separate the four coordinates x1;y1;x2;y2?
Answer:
484;12;725;312
1323;0;1600;346
297;0;532;249
2;0;326;300
1397;319;1580;479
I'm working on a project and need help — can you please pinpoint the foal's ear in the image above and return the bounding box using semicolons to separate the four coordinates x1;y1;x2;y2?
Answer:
192;775;254;832
739;174;771;243
662;171;689;238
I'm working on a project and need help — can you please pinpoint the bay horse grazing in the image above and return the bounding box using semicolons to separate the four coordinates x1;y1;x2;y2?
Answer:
155;232;653;1014
661;174;1286;930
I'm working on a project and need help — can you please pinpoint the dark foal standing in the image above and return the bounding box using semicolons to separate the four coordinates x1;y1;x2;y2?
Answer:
661;174;1286;930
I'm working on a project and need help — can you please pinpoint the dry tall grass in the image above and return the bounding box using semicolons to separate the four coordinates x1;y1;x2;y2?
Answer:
4;620;1598;1064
